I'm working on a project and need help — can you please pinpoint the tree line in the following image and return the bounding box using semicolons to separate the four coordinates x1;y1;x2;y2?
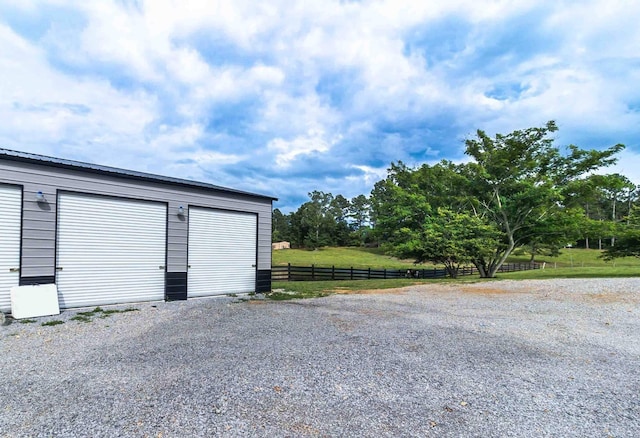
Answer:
273;121;639;277
273;192;373;249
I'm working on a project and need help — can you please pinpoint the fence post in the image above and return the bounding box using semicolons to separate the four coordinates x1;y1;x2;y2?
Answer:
368;267;371;279
351;266;353;280
312;264;315;281
384;268;387;279
288;263;291;281
332;265;335;280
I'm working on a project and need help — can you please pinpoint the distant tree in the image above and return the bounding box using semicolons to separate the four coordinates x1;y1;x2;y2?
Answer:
349;194;370;229
329;194;351;246
563;176;603;248
519;208;587;262
603;230;640;259
564;173;637;248
298;192;329;249
347;194;371;246
286;191;350;249
589;174;636;245
603;206;640;260
272;208;290;242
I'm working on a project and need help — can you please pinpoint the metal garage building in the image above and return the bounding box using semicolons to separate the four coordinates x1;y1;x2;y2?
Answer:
0;148;275;313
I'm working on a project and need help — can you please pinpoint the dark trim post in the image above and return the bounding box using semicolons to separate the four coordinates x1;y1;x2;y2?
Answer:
256;270;272;293
165;272;187;301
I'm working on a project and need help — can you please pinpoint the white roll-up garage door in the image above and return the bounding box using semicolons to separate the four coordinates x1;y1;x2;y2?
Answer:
0;185;22;312
56;193;166;308
188;208;257;297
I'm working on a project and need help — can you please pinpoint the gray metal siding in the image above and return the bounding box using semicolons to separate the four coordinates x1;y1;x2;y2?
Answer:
0;160;272;281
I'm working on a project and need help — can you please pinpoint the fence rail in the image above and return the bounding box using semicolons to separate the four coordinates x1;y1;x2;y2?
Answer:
272;262;541;282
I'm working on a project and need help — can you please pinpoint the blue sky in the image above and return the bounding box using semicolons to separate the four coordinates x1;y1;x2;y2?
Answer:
1;1;639;212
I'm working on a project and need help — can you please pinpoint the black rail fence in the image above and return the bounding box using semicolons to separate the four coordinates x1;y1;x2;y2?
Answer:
272;262;541;282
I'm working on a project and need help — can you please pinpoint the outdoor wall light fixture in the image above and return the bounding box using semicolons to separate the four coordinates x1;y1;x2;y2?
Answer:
177;205;185;216
35;191;46;202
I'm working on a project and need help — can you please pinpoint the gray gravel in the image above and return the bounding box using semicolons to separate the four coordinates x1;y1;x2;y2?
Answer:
1;278;639;437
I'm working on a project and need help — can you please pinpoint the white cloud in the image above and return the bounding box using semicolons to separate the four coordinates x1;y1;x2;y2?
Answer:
347;165;389;188
0;23;157;158
603;149;640;187
1;0;639;209
267;129;341;168
191;150;246;166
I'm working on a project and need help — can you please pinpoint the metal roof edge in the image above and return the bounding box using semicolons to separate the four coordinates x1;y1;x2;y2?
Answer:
0;148;278;201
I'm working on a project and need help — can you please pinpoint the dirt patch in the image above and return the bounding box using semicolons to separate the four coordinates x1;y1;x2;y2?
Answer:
577;292;640;305
332;287;409;295
458;286;516;295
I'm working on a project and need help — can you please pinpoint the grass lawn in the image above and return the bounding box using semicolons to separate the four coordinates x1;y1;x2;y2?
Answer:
271;246;433;269
268;247;640;299
269;277;479;300
508;247;640;268
499;266;640;279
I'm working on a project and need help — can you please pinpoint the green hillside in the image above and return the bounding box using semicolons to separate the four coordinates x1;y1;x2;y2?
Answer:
272;246;640;270
271;247;421;269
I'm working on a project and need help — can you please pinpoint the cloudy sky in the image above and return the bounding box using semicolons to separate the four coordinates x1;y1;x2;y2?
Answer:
1;1;639;211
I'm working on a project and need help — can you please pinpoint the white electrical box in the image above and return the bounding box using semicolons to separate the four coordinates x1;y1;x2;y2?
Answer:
10;284;60;319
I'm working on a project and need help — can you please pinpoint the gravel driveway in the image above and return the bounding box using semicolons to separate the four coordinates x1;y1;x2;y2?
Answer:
1;278;639;437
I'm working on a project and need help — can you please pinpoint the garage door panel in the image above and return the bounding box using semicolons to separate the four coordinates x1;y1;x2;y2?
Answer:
57;193;166;309
188;208;257;297
0;185;22;312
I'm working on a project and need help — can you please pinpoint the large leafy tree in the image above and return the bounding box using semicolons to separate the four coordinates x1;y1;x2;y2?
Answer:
372;121;624;277
371;162;432;246
461;121;623;276
392;208;501;278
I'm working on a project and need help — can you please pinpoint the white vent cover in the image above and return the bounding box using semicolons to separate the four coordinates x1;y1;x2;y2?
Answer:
10;284;60;319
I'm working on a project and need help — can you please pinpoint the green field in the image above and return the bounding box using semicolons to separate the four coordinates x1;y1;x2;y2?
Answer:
272;246;640;269
269;247;640;298
271;246;425;269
